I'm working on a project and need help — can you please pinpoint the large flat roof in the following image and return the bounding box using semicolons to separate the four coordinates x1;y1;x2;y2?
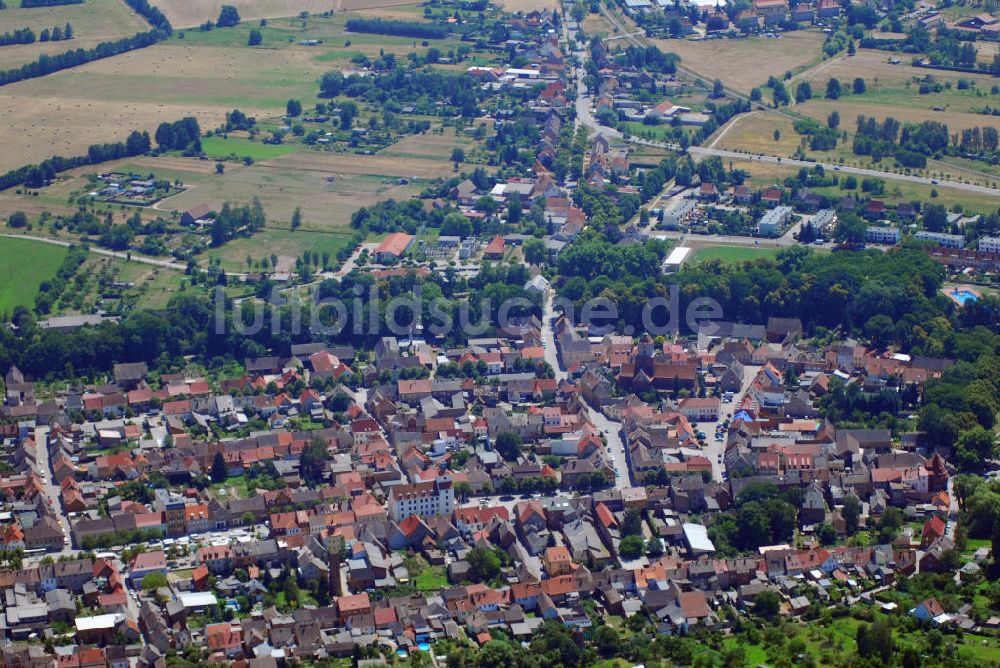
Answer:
664;246;692;266
178;591;218;608
76;613;121;631
683;522;716;553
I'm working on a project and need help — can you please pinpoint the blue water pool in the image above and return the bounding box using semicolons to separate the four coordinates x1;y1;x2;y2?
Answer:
418;643;431;652
950;289;979;305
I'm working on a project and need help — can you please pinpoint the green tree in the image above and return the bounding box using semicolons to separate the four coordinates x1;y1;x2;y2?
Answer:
216;5;240;27
853;77;866;94
494;432;522;462
754;590;781;618
141;572;168;590
523;238;546;265
248;29;262;45
828;110;840;128
795;81;812;103
622;508;643;536
211;451;227;483
843;495;861;535
619;534;644;559
300;437;328;486
467;546;503;582
826;78;842;99
286;99;302;117
291;206;302;229
7;211;27;228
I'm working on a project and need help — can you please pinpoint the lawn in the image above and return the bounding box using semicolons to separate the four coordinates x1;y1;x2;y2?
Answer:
414;569;448;591
691;245;782;264
0;237;68;314
200;136;298;161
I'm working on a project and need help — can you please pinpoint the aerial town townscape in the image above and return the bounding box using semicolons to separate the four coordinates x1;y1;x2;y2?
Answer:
1;0;1000;665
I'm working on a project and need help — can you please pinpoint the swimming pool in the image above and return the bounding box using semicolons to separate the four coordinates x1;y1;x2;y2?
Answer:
950;289;979;305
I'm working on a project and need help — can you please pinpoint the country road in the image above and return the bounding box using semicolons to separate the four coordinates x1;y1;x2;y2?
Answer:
576;10;1000;198
0;233;249;278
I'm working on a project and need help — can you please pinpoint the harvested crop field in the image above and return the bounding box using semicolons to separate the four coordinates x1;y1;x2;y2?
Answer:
0;0;150;69
652;32;827;95
138;152;423;227
157;0;422;28
268;146;472;180
0;42;322;172
799;47;999;89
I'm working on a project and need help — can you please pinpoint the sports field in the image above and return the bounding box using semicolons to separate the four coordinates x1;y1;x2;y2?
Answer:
691;245;782;264
0;237;68;314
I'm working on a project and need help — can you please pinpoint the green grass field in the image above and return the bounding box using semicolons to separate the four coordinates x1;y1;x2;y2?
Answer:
691;245;782;264
414;569;448;591
0;237;68;315
200;136;299;161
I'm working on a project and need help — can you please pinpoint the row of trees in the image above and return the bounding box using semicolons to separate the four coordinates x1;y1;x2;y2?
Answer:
0;24;72;46
0;127;157;191
20;0;80;6
124;0;172;33
209;199;267;246
154;117;201;152
0;29;163;86
343;17;448;39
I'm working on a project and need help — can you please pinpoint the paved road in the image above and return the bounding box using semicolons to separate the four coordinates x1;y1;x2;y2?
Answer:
689;146;1000;196
697;364;760;481
541;289;630;490
631;140;1000;197
31;426;73;555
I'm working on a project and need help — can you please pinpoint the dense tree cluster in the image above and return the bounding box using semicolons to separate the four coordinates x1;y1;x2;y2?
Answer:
154;117;201;152
554;243;962;354
320;64;479;117
223;108;256;132
344;17;448;39
618;44;679;75
708;483;799;554
852;114;952;168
